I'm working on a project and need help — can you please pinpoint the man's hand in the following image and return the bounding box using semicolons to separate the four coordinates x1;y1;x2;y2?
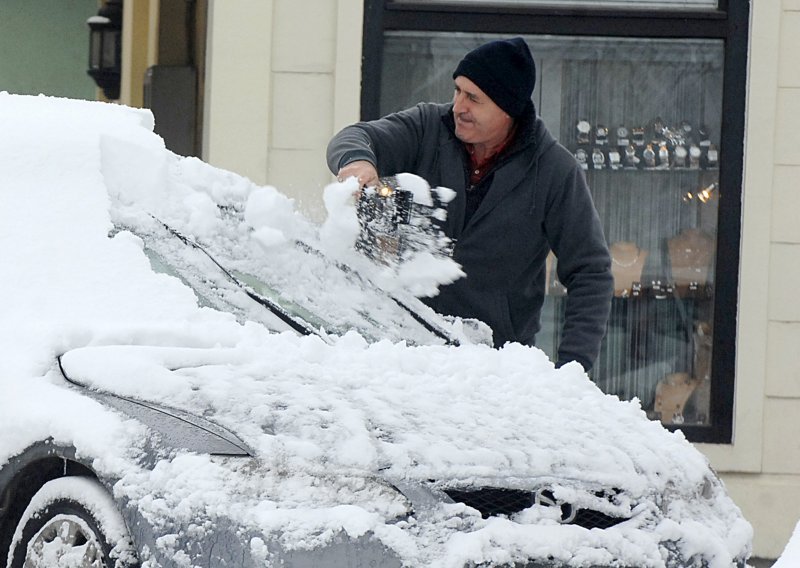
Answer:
337;160;379;188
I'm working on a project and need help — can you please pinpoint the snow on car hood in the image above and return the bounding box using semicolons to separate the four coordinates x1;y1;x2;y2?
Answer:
60;338;706;497
59;336;753;567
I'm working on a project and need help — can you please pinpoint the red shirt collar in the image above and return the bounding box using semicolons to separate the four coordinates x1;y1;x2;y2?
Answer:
465;124;517;185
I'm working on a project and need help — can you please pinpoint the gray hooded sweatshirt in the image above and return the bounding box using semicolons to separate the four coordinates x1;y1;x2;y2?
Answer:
327;102;613;370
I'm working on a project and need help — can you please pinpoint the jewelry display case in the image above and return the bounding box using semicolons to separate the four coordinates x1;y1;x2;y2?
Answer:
531;35;722;427
375;29;734;437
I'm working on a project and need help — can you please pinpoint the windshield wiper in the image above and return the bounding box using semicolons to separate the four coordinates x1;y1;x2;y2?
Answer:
146;213;459;346
150;215;321;339
292;239;460;346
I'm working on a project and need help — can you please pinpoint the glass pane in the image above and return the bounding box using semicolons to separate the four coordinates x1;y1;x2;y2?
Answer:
380;31;724;427
101;29;118;69
89;30;102;70
390;0;718;10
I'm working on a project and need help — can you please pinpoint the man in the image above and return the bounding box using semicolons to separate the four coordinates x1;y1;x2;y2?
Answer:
326;37;613;371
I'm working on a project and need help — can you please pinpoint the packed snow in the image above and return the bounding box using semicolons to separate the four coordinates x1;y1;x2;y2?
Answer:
773;519;800;567
0;93;752;567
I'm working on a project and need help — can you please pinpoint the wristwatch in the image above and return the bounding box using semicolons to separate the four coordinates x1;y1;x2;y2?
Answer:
673;144;688;168
591;147;606;169
689;144;702;169
575;147;589;170
624;144;639;168
576;120;591;145
698;125;711;147
658;142;670;168
616;126;629;147
643;144;656;168
608;148;621;170
632;126;645;147
595;125;609;146
706;144;719;169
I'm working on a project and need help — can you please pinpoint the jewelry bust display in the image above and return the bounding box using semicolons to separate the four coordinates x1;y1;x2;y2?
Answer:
667;228;714;287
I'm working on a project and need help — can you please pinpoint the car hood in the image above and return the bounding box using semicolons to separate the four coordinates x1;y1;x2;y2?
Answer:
59;337;712;500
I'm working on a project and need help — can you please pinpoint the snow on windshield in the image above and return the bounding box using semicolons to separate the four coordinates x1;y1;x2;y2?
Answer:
0;93;751;567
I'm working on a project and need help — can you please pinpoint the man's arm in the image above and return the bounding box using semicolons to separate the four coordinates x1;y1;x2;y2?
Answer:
326;104;434;184
545;163;614;371
326;126;379;185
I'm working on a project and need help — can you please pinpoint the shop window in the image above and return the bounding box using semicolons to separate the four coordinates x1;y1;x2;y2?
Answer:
392;0;718;9
361;1;747;443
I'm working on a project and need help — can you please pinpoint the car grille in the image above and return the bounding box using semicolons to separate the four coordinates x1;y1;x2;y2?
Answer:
442;488;626;530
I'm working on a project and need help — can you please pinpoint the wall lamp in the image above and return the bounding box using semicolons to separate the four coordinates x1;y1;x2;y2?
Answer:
86;0;122;100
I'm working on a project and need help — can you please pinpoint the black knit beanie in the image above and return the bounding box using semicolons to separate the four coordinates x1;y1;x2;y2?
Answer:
452;37;536;118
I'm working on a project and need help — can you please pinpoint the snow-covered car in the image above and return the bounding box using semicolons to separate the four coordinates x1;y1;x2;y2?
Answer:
0;93;752;568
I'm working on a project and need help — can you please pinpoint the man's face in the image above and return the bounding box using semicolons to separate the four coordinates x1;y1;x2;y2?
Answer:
452;76;513;147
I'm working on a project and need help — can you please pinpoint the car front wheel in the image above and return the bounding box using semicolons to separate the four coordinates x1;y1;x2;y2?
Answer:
8;476;136;568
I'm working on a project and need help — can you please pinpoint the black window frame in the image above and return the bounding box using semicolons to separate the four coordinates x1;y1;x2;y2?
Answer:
360;0;749;444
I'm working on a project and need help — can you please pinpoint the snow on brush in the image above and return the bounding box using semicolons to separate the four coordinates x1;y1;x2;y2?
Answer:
0;93;751;567
320;172;464;298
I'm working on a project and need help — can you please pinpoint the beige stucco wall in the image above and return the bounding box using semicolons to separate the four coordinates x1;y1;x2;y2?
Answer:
119;0;153;109
200;0;800;560
203;0;361;221
699;0;800;559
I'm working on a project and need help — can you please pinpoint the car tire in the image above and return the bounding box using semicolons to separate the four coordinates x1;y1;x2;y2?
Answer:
7;476;136;568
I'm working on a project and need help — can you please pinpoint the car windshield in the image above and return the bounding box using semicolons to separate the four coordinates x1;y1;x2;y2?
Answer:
117;191;466;347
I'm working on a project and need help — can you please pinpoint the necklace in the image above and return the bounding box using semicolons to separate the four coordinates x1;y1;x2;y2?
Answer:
611;246;641;268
